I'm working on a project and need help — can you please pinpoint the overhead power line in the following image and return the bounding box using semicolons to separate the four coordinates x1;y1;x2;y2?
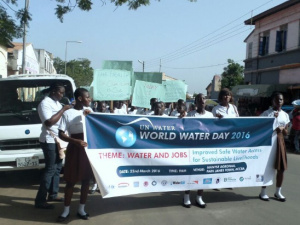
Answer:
143;0;279;69
161;59;245;70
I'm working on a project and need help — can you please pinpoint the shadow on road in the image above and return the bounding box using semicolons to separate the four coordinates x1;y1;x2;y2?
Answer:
0;185;258;223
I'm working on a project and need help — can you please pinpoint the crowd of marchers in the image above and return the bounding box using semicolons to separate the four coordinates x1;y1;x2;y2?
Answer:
34;83;300;222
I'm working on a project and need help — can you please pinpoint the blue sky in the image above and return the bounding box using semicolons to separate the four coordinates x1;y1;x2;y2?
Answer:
7;0;287;94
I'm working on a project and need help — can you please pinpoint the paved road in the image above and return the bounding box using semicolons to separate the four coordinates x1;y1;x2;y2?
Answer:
1;149;300;225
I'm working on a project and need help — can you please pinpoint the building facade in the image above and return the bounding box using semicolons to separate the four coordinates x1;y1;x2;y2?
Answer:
0;42;14;78
206;75;221;99
244;0;300;86
34;49;56;74
7;43;40;75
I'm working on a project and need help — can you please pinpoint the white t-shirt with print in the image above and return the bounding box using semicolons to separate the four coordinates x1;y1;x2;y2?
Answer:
144;110;154;115
187;110;214;118
59;107;93;135
260;108;290;128
212;104;239;118
38;96;62;143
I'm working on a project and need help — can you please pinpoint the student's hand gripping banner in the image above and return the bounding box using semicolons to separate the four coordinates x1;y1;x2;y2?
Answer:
83;114;276;198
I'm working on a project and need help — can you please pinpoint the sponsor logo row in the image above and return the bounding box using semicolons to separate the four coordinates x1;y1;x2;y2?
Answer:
108;175;261;189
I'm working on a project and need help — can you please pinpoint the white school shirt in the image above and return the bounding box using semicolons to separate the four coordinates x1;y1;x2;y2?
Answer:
59;107;93;135
164;107;171;116
38;96;62;143
212;104;239;118
260;108;290;128
170;111;187;117
170;110;178;116
113;108;127;115
144;110;154;115
187;110;214;118
128;109;138;115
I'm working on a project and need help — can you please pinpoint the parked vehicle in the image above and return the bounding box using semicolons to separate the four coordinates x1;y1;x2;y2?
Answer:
0;74;76;171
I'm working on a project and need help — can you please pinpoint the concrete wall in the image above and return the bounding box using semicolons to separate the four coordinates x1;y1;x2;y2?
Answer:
244;3;300;85
280;67;300;83
35;49;56;74
0;45;8;78
12;44;40;75
245;4;300;59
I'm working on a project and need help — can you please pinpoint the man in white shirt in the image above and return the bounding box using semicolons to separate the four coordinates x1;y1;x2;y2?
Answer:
144;98;158;115
170;99;185;116
35;82;72;209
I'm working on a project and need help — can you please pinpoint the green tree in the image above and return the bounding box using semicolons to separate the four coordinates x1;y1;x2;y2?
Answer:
0;5;23;45
53;57;93;87
221;59;244;90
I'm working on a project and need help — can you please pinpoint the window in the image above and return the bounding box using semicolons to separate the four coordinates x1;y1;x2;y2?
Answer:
248;42;253;58
276;24;287;52
259;31;269;56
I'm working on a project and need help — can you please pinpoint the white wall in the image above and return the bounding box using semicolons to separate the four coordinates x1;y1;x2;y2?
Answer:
0;45;8;78
16;44;40;74
279;67;300;83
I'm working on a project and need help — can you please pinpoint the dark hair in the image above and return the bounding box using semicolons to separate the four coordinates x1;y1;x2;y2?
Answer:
74;88;88;100
113;101;121;109
194;93;205;104
153;101;165;115
271;91;283;101
218;88;233;102
178;99;185;104
42;82;65;95
49;82;65;92
150;98;158;104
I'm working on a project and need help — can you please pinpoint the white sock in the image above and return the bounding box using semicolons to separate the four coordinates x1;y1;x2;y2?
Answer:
276;187;285;199
78;204;86;215
260;187;269;199
61;206;70;217
196;195;205;205
183;194;191;205
91;183;98;191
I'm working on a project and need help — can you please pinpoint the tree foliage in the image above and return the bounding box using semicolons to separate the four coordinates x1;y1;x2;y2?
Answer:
221;59;244;90
0;6;20;45
55;0;195;22
53;57;93;87
0;0;32;45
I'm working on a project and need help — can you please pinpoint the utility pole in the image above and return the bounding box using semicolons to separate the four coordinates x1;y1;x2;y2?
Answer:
65;41;82;75
159;59;161;72
138;60;145;72
22;0;30;74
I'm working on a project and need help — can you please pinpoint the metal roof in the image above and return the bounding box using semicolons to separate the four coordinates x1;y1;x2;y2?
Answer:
244;0;300;25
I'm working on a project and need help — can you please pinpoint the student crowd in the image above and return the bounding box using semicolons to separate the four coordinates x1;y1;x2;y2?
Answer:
34;82;300;222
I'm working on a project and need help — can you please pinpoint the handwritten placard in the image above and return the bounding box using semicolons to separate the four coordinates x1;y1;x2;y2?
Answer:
92;69;132;100
132;80;164;108
162;80;187;103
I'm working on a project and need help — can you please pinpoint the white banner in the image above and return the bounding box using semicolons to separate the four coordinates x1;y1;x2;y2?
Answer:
83;114;276;198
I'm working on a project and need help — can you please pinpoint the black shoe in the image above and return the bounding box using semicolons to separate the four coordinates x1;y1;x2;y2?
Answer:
89;189;96;194
195;200;206;208
57;214;69;222
47;196;64;202
259;194;269;201
77;212;89;220
35;202;55;209
274;193;286;202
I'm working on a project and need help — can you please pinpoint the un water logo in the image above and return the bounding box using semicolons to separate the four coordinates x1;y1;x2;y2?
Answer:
115;126;137;147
